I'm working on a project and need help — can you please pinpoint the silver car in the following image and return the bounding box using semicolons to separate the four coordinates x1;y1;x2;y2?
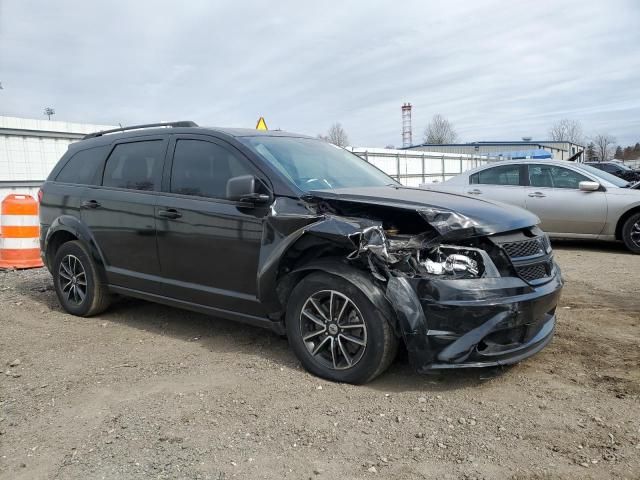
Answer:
421;159;640;253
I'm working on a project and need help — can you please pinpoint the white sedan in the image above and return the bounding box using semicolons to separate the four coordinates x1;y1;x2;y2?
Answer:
421;160;640;253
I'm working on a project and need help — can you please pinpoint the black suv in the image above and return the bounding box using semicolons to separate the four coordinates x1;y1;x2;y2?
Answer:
40;122;563;383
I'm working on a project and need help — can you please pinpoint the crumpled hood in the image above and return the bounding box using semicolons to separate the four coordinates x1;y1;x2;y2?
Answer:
308;185;540;237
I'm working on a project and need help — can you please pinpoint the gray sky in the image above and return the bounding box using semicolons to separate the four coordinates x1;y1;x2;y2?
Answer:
1;0;639;147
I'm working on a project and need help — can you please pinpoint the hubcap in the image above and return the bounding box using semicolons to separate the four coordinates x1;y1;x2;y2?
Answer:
631;220;640;248
58;254;87;305
299;290;367;370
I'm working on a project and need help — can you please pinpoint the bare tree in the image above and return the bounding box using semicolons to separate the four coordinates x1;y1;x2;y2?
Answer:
592;133;617;161
548;119;584;144
43;107;56;120
319;123;350;147
423;114;458;144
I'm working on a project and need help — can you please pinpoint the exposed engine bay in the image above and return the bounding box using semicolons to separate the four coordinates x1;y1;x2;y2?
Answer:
348;225;494;280
259;188;562;371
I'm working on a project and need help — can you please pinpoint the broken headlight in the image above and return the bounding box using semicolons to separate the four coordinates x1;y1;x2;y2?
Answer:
420;245;499;279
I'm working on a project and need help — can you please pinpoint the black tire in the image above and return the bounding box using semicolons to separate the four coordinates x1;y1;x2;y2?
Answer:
286;271;398;384
52;240;111;316
621;212;640;254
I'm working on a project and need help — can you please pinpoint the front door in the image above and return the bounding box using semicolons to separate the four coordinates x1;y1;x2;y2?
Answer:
155;136;268;316
81;136;168;292
525;164;607;235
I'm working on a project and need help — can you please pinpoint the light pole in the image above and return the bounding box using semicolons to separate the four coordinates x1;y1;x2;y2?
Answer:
44;107;55;120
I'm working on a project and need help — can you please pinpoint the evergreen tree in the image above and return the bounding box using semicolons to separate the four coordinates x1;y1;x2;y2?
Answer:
614;146;623;159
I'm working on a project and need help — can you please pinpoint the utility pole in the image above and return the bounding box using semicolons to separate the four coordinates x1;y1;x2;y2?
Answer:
44;107;56;120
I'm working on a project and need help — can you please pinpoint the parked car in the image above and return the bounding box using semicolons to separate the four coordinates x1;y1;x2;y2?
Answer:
585;161;640;183
421;160;640;253
40;122;562;384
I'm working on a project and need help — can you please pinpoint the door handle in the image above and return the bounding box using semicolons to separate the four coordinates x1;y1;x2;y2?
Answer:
158;208;182;219
467;189;482;195
81;200;101;209
528;192;546;198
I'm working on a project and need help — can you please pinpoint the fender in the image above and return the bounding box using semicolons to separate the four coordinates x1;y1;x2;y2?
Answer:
44;215;108;283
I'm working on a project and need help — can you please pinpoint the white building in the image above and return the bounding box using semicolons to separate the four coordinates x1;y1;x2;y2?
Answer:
0;115;116;198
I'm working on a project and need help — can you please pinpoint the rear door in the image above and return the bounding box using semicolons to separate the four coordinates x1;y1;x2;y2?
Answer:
155;135;268;316
466;164;527;207
81;136;168;292
525;163;607;235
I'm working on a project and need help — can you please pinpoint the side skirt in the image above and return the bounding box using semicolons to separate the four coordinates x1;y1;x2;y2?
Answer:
108;285;286;335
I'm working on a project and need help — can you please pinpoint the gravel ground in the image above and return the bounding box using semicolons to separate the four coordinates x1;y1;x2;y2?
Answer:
0;239;639;480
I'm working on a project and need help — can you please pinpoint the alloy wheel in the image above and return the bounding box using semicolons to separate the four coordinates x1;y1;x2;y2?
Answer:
299;290;367;370
631;220;640;248
58;254;87;305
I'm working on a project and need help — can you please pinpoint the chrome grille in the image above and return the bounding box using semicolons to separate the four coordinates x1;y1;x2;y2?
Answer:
501;238;544;259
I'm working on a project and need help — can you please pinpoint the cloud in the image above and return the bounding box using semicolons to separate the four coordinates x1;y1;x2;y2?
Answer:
1;0;638;146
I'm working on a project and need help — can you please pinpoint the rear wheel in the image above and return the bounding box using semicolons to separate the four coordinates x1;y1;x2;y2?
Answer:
53;241;111;316
621;213;640;254
286;271;398;384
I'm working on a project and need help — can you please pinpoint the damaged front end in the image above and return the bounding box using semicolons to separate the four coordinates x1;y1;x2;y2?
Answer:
261;193;563;372
345;210;562;371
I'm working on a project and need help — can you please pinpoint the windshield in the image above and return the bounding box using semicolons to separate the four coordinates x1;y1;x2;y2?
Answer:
240;136;398;192
613;163;633;171
574;163;630;187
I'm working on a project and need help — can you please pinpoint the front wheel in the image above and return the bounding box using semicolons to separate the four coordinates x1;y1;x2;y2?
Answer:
286;272;398;384
621;213;640;254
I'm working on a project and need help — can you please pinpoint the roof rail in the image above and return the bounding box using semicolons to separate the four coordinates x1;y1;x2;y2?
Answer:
82;121;199;140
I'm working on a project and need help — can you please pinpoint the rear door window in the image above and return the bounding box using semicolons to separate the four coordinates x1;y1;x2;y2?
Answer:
55;146;108;185
170;139;252;199
470;165;521;185
102;140;165;191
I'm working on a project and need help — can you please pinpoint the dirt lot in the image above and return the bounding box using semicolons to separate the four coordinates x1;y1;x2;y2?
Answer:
1;240;639;480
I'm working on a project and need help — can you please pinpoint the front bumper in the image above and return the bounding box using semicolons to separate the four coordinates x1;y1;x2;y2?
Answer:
390;264;563;371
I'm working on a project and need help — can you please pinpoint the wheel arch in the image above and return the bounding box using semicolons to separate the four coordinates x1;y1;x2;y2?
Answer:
45;215;108;283
615;205;640;241
277;257;401;337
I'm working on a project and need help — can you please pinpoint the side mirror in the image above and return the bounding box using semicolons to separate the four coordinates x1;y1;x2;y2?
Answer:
226;175;270;203
579;181;600;192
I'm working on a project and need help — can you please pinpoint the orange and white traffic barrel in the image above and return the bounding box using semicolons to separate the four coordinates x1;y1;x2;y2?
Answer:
0;194;44;269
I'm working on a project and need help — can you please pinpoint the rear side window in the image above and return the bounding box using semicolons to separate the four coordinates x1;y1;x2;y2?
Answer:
102;141;165;191
470;165;521;186
170;139;252;199
55;146;108;185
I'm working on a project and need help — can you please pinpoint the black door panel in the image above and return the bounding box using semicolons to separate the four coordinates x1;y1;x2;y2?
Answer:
80;137;168;292
155;136;268;316
82;187;161;292
155;196;265;315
